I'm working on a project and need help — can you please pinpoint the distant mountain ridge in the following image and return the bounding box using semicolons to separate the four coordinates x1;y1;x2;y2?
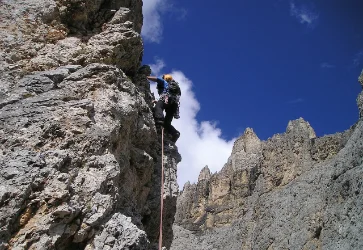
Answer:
171;71;363;250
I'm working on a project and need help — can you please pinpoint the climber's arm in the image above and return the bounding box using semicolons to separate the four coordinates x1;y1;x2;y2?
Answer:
147;76;158;82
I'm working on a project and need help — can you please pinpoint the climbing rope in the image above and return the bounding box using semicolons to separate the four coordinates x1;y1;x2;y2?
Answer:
159;128;164;250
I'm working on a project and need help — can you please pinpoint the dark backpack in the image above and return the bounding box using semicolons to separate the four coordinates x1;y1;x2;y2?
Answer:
167;80;181;96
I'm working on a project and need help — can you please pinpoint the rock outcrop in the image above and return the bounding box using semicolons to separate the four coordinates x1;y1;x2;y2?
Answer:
0;1;180;249
172;71;363;250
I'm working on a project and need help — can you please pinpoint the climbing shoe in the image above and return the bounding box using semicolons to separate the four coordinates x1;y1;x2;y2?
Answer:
171;132;180;143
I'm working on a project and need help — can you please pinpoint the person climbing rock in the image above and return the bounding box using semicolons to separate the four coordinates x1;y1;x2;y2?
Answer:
147;74;181;143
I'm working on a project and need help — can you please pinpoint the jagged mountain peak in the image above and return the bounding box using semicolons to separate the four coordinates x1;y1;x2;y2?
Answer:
286;117;316;139
232;127;261;156
198;165;211;181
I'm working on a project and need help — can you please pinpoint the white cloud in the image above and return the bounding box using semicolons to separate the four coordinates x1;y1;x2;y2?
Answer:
290;1;318;26
148;61;236;188
142;0;187;43
320;63;335;69
149;58;165;75
142;0;167;43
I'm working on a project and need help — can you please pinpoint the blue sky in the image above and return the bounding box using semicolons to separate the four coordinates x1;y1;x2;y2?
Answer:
142;0;363;187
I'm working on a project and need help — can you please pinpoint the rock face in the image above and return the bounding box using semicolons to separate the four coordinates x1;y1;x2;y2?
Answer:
1;0;143;95
172;70;363;250
0;1;180;250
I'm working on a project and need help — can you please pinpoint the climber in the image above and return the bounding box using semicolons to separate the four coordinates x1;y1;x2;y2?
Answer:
147;74;181;143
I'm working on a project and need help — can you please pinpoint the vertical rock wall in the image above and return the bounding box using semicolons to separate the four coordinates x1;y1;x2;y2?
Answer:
0;1;180;249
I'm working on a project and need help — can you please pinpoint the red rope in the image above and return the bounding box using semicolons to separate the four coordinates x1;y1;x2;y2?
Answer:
159;128;164;250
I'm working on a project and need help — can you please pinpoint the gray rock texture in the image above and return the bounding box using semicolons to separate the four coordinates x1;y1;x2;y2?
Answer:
0;0;143;95
0;1;180;250
92;213;149;250
171;70;363;250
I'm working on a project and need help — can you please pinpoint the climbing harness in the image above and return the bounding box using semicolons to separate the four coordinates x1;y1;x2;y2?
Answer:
159;128;164;250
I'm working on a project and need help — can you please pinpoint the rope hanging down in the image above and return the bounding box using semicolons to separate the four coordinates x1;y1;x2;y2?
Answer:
159;128;164;250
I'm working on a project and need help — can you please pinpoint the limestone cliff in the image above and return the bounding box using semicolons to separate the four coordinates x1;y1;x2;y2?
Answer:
0;1;179;249
171;72;363;250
